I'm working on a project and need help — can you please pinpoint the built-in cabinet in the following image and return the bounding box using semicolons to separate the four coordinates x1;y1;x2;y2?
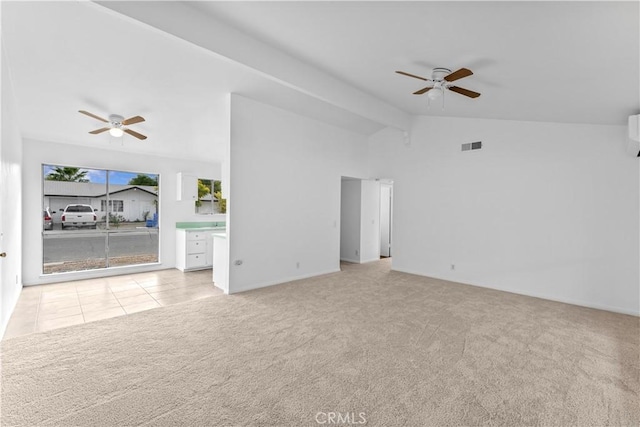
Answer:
176;229;213;271
212;233;228;293
176;172;198;201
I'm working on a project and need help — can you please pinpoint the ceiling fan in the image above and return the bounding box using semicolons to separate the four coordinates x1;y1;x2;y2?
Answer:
395;67;481;101
79;110;147;140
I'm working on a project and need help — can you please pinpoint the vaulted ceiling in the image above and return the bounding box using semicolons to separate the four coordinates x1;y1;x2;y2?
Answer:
191;1;639;125
2;1;638;161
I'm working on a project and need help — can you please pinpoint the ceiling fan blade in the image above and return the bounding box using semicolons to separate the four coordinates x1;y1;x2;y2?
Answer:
79;110;109;123
413;86;433;95
122;115;145;125
124;128;147;140
396;70;428;81
89;127;110;134
448;86;481;98
444;68;473;82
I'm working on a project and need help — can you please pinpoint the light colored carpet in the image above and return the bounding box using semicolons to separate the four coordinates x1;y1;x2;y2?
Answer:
2;259;638;426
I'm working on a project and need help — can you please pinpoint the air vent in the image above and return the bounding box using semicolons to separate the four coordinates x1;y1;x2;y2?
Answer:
462;141;482;151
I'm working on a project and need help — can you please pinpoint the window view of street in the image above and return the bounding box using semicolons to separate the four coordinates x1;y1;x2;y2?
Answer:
42;165;159;274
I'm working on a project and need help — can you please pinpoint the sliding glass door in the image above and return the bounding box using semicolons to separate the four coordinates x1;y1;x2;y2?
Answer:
42;165;159;274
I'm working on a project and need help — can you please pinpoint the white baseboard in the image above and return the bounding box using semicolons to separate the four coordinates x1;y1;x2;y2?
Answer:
230;268;342;294
392;267;640;317
340;257;380;264
0;284;22;340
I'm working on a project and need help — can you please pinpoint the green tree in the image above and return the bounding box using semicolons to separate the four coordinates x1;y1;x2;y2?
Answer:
200;179;212;190
214;191;227;214
128;174;158;186
198;179;212;198
195;179;211;208
45;167;89;182
213;180;221;193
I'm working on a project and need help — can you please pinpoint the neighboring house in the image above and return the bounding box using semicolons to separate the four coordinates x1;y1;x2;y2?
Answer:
43;181;157;223
195;193;222;215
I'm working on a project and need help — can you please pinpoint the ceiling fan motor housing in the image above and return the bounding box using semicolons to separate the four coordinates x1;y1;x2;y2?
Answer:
108;114;125;126
431;67;452;81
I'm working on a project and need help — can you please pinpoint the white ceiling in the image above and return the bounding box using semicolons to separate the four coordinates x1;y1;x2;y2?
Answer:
2;1;638;162
1;1;382;162
2;1;234;161
192;1;639;125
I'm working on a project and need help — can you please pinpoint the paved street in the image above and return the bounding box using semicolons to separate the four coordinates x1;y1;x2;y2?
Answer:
43;229;159;263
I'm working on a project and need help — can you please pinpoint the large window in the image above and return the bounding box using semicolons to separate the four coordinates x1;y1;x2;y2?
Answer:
42;165;159;274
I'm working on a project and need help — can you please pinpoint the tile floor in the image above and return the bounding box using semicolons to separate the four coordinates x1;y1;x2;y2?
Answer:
3;268;223;340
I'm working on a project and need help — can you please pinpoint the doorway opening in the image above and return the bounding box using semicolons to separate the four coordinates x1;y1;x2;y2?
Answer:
338;177;393;267
379;181;393;259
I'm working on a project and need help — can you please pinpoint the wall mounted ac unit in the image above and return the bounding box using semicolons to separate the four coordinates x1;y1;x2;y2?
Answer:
627;115;639;157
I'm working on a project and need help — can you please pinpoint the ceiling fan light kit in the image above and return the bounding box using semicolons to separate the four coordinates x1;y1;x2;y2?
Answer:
79;110;147;140
395;66;481;109
108;114;125;137
109;127;124;138
426;83;443;100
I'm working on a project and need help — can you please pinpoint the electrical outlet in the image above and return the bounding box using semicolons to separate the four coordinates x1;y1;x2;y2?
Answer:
451;264;455;270
356;249;359;256
296;262;300;269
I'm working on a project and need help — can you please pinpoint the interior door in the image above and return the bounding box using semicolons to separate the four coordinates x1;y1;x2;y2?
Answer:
380;184;392;257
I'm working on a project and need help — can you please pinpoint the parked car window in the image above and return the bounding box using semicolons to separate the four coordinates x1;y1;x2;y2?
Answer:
66;205;94;213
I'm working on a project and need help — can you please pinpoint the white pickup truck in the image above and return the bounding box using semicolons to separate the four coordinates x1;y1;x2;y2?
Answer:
61;204;97;229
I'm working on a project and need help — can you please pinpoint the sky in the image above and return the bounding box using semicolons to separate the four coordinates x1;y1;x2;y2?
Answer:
43;165;158;185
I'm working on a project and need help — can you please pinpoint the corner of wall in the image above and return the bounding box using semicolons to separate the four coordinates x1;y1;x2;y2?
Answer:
1;40;24;337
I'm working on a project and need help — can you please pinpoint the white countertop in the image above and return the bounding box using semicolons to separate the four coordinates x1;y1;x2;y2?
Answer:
177;227;225;232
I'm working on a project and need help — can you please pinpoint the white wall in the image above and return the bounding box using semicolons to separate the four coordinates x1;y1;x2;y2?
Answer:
359;179;381;263
340;179;361;263
22;138;221;285
228;95;368;293
340;178;381;264
368;116;640;315
379;183;392;257
1;42;23;336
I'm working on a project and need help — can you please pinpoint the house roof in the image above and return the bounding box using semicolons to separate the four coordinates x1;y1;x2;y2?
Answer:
44;181;157;198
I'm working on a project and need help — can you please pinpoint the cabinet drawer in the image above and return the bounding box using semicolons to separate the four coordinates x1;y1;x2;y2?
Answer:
187;232;206;241
187;253;207;268
187;240;206;254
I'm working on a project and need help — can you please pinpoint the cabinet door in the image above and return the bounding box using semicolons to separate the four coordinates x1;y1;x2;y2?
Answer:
187;231;206;241
187;253;206;268
177;173;198;201
187;240;205;254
